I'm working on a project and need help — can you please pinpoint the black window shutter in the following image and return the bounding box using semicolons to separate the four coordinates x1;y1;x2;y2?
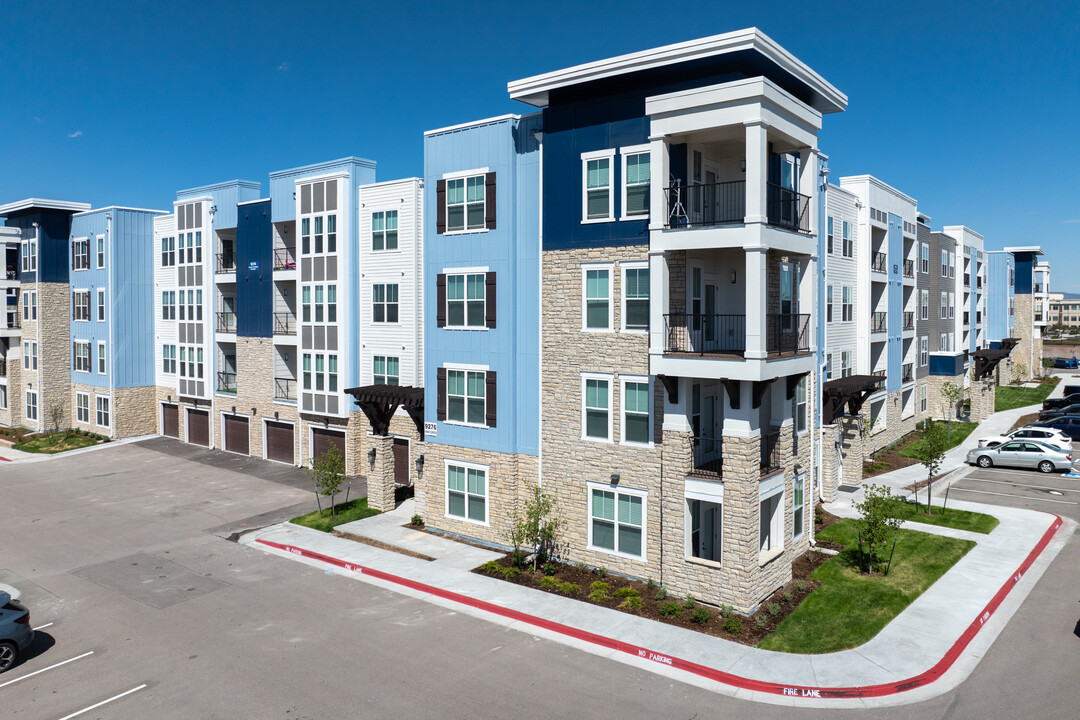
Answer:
485;271;496;329
436;179;446;234
484;172;496;230
436;274;447;328
485;370;497;428
437;368;447;421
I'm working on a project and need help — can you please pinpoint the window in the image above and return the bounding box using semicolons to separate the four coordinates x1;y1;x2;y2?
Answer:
96;235;105;268
298;179;339;254
920;289;929;320
583;375;611;441
583;266;612;330
759;477;784;558
920;384;928;412
826;285;833;322
826;217;834;254
162;291;176;320
949;293;955;319
25;390;37;421
622;264;649;331
795;377;807;433
72;290;90;321
76;392;89;423
941;292;948;320
920;243;929;273
447;273;486;328
793;473;806;539
590;486;644;558
826;353;833;381
372;210;398;251
446;462;487;523
842;221;853;257
446;175;486;232
22;236;37;272
920;337;929;366
841;350;853;378
22;291;36;321
73;341;91;372
98;342;107;374
163;344;176;374
687;495;722;563
621;377;650;445
95;396;110;428
447;369;486;425
161;235;175;267
328;355;338;392
582;150;614;221
72;237;89;270
0;386;6;410
941;250;949;277
23;341;37;370
97;289;105;321
373;356;399;386
621;147;650;217
373;283;399;323
842;286;853;322
940;333;950;352
179;289;202;322
949;252;955;278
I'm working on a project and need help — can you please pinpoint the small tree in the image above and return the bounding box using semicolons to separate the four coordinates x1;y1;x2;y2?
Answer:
1015;362;1028;383
916;419;947;515
504;484;564;572
46;401;65;435
854;484;903;574
308;440;346;517
1042;357;1055;374
940;380;963;441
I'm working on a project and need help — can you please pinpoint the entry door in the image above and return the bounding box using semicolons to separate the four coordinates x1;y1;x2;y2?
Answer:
702;166;718;225
392;437;410;486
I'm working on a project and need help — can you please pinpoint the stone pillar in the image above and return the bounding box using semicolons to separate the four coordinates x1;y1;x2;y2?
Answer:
970;378;995;422
720;432;763;614
367;434;397;512
840;417;864;488
819;424;841;502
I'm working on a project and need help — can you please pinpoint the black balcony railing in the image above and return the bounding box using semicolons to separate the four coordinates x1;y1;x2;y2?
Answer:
216;310;236;333
766;314;810;354
665;181;745;228
962;311;970;326
964;274;971;288
903;311;914;331
274;377;296;400
903;259;915;278
273;312;296;335
216;252;236;274
760;428;782;474
273;247;297;271
3;314;20;330
5;268;16;280
871;252;888;273
903;363;914;383
663;313;746;354
766;183;811;234
690;434;723;479
871;311;888;333
217;371;237;394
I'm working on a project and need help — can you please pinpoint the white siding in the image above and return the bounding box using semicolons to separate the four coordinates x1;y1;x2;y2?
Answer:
824;184;858;376
153;213;178;388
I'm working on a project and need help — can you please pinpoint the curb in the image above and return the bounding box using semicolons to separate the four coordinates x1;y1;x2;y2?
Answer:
255;512;1063;701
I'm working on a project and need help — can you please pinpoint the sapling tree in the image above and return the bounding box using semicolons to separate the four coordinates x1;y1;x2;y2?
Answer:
308;440;346;517
46;401;65;436
854;484;903;574
504;485;564;572
916;419;947;515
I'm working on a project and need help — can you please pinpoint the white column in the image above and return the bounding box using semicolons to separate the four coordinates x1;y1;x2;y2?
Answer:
800;254;817;352
745;247;768;359
648;137;670;232
649;250;669;356
744;121;769;226
799;147;818;234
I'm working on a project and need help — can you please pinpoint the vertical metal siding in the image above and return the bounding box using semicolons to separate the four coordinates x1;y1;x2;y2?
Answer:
236;200;273;338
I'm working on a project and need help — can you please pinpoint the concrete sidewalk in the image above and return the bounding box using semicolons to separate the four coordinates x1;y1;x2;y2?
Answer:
242;497;1072;708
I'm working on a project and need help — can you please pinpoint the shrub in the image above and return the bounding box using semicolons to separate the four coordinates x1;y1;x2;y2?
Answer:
410;514;424;527
480;561;502;575
755;616;767;628
783;592;793;603
814;505;824;525
539;576;559;591
595;566;608;578
588;588;610;603
767;602;781;616
619;595;643;611
542;561;559;576
658;601;681;618
723;616;743;635
558;582;580;596
510;549;528;569
654;585;668;601
683;594;697;610
719;604;734;619
576;562;589;573
590;581;610;594
614;587;639;599
501;566;522;580
646;578;655;590
690;606;710;625
795;580;806;593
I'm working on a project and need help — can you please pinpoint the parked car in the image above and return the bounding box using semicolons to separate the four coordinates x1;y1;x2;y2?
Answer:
0;583;33;673
978;427;1072;451
1031;416;1080;440
1042;393;1080;410
967;440;1074;473
1038;403;1080;421
1052;357;1079;369
1062;385;1080;397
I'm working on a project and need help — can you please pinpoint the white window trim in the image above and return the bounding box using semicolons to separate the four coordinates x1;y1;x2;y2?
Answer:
684;478;724;566
72;236;89;271
795;376;808;436
620;260;649;334
586;480;647;562
758;473;785;564
97;289;106;322
444;270;488;331
581;262;614;333
441;168;490;236
581;148;616;224
75;391;90;424
72;288;90;322
792;471;807;540
619;374;653;448
95;394;111;429
95;234;106;269
581;372;614;443
97;341;107;375
619;143;650;221
443;362;490;429
442;167;489;181
443;458;490;526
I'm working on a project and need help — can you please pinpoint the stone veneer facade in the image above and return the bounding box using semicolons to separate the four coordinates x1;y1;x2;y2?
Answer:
5;282;72;431
865;387;924;455
70;384;157;438
1012;294;1039;380
969;378;995;422
926;373;966;421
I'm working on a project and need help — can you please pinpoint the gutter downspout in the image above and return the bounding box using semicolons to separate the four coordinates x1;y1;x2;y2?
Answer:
33;222;41;430
106;214;114;437
535;128;544;490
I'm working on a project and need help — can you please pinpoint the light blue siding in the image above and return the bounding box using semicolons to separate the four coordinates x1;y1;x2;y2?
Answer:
969;252;980;353
986;251;1015;343
886;213;903;392
268;157;376;224
176;180;261;230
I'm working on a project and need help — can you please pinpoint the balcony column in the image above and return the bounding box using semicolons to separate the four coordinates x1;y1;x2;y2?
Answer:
649;249;669;356
648;137;670;232
744;121;769;226
745;247;768;359
798;146;818;234
798;254;817;352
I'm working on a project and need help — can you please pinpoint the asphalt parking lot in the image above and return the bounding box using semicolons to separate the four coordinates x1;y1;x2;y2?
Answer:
950;465;1080;511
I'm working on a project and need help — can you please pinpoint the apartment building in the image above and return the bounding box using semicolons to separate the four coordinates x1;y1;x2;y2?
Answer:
69;207;165;438
1004;246;1048;379
924;228;965;417
1033;260;1051;332
1047;293;1080;328
0;199;90;430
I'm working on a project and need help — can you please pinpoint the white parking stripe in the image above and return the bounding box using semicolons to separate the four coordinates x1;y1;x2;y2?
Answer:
0;651;94;689
964;477;1080;493
55;684;147;720
951;487;1079;505
32;622;53;631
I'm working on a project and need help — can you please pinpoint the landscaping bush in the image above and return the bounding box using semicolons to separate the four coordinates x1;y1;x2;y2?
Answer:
654;585;668;601
480;561;502;575
658;601;681;618
594;566;607;578
542;561;559;576
767;602;781;616
539;576;559;591
690;606;710;625
795;580;806;593
501;566;521;580
558;582;580;596
613;587;638;599
683;594;697;610
588;581;611;602
719;604;734;619
619;596;643;611
724;616;744;635
410;514;424;527
783;592;793;603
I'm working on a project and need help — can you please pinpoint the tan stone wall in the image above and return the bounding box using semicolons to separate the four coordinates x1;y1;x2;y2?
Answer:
1013;294;1035;380
926;373;965;420
820;424;841;502
0;343;24;428
970;378;995;422
36;282;72;429
366;434;397;511
839;416;864;487
865;389;921;456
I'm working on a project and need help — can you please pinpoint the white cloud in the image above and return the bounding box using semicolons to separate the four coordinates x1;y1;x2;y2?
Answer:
33;116;42;124
68;130;82;138
1064;218;1080;224
277;61;289;72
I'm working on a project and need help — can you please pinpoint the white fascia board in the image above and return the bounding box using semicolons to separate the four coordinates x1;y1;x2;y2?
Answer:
73;206;167;217
237;198;271;206
508;27;847;114
268;157;376;180
0;198;91;215
358;177;423;192
826;182;859;202
1003;246;1045;255
176;180;261;197
423;112;541;137
837;175;919;208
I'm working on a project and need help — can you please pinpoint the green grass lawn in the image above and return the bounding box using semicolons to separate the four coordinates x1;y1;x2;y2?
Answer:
896;420;977;458
291;498;379;532
13;431;101;454
890;499;999;534
995;379;1059;412
759;519;975;654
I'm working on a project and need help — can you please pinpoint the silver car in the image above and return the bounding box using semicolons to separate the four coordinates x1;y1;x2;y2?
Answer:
967;440;1074;473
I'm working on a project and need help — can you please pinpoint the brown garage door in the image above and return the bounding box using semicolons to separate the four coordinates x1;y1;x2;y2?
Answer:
311;428;345;466
223;414;249;455
162;404;179;438
265;421;294;464
187;409;210;446
393;437;410;486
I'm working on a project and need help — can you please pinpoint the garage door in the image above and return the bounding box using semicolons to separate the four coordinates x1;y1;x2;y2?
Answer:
187;409;210;446
223;415;249;455
265;421;294;464
393;437;410;486
162;404;179;438
311;428;346;466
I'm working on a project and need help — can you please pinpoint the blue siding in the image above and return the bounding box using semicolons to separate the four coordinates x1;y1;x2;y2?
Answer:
1012;252;1035;295
236;200;273;338
69;210;110;388
929;353;966;376
969;252;980;353
268;157;376;224
424;115;542;456
176;180;261;230
886;213;903;392
2;209;76;284
986;251;1016;343
815;159;829;427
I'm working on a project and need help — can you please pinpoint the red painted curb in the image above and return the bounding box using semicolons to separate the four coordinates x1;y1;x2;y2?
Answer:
257;514;1063;699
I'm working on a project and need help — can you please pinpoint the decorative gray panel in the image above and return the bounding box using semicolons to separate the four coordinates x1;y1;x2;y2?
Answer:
196;324;203;344
327;326;337;351
314;256;324;282
302;326;312;349
179;324;187;344
314;325;325;350
197;381;205;396
303;393;313;412
327;396;338;415
195;266;203;286
325;179;337;211
327;256;337;281
302;257;312;282
314;394;326;414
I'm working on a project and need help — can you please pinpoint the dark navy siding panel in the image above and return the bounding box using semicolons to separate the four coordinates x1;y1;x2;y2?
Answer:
1013;253;1034;294
3;210;73;284
929;354;966;376
236;200;272;338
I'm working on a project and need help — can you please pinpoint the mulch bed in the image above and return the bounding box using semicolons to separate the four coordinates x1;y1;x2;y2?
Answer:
1009;412;1040;432
862;433;923;478
468;504;842;646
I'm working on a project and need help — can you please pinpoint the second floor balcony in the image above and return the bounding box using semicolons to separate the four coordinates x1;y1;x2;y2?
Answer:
963;311;970;326
871;311;887;334
665;181;810;234
273;247;297;272
216;311;236;334
871;252;887;274
903;259;915;278
216;252;236;275
903;311;914;331
2;313;20;331
216;371;237;394
902;362;914;383
663;313;809;356
274;377;297;401
273;312;296;336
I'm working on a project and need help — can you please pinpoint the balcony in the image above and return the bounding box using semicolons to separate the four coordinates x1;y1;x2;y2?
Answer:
274;377;297;401
2;314;20;330
215;252;236;275
977;277;982;289
766;314;810;355
902;363;914;383
664;181;810;234
871;252;887;274
903;259;914;278
976;312;982;324
760;428;782;475
662;313;809;357
964;274;971;288
273;247;297;272
871;311;887;334
765;184;811;234
903;311;914;331
963;311;970;326
690;435;723;479
216;371;237;394
1034;284;1044;294
273;312;296;336
216;311;236;334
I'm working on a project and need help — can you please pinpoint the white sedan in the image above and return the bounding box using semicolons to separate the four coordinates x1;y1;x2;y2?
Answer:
978;427;1072;451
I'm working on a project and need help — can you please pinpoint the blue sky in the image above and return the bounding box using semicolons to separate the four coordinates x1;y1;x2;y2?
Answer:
2;1;1078;288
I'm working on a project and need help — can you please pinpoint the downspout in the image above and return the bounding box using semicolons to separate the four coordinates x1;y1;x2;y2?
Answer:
33;222;41;430
208;203;216;450
535;128;544;490
106;213;114;437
